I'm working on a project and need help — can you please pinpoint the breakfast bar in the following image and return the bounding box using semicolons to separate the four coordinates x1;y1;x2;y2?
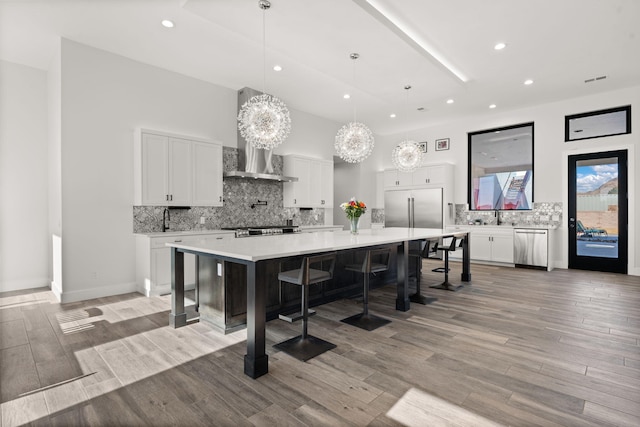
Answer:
168;227;471;378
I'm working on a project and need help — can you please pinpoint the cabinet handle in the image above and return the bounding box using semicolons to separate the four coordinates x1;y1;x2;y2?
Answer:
166;195;169;201
174;239;182;243
170;195;173;201
219;196;222;202
294;198;296;204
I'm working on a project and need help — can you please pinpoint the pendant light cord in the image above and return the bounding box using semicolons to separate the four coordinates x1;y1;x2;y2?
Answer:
352;56;357;123
262;7;267;94
405;85;411;141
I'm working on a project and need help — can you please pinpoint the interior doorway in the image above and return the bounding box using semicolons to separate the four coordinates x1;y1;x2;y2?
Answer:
568;150;628;273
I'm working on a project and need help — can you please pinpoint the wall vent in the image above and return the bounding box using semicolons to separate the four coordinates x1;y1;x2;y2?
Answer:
584;75;607;83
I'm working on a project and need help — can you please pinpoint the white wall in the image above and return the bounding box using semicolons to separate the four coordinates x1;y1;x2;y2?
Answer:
56;39;346;302
56;39;239;301
279;108;341;161
0;60;50;292
358;85;640;274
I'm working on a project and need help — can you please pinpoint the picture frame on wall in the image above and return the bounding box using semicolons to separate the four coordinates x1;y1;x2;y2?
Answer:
435;138;450;151
418;142;427;153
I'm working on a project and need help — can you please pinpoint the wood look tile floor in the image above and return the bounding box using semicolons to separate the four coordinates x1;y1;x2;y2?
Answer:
1;263;639;426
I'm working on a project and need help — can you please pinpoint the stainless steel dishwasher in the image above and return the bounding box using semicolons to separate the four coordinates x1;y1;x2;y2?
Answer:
514;228;548;269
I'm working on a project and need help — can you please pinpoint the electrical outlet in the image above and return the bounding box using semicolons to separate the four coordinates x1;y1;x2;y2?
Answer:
200;216;206;224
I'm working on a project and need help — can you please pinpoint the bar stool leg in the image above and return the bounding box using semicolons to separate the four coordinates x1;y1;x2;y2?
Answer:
341;273;391;331
301;284;309;339
409;257;437;305
430;250;463;291
273;282;336;361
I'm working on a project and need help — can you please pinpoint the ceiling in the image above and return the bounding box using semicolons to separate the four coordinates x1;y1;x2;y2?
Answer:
1;0;639;135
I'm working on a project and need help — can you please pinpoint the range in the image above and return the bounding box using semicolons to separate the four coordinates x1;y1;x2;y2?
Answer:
223;225;300;238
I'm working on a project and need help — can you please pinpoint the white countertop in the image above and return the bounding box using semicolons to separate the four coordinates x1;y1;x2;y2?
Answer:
136;230;235;238
299;225;344;230
448;225;557;231
167;227;468;262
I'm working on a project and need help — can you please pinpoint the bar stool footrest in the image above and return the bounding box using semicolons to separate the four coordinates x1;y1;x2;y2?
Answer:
273;335;336;361
278;309;316;323
430;282;463;292
432;267;449;273
341;313;391;331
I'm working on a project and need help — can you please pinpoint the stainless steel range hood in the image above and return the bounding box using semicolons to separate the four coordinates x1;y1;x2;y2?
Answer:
223;87;298;183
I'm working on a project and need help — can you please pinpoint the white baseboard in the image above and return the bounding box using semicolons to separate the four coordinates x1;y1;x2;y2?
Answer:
0;277;50;293
58;281;139;303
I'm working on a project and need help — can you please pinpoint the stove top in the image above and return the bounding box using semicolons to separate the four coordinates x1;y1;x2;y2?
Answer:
222;225;300;238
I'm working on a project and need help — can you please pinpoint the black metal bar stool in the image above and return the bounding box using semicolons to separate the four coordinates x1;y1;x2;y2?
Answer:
430;236;463;291
273;252;337;361
408;239;439;305
341;247;392;331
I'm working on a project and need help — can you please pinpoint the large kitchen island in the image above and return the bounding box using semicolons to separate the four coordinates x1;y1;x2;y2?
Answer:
168;227;471;379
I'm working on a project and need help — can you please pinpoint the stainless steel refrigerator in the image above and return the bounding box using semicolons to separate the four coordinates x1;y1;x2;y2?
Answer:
384;188;443;228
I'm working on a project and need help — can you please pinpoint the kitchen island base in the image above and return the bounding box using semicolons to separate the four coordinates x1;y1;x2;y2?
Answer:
169;228;471;379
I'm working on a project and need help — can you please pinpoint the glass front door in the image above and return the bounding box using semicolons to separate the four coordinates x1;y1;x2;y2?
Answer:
568;150;628;273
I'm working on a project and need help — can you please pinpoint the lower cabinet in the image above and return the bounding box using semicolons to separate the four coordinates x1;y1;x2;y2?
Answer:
449;227;514;264
470;231;514;264
135;232;234;297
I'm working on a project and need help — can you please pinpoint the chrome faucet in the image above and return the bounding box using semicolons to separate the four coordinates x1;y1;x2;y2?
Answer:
162;208;170;232
496;210;502;226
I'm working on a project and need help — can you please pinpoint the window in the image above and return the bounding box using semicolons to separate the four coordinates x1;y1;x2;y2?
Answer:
565;105;631;142
468;123;534;211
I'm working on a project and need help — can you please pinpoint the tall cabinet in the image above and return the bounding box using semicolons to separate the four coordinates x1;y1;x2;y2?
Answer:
380;163;455;226
134;129;223;207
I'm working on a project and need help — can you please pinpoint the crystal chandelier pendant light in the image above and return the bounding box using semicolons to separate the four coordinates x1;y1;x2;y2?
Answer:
392;85;423;172
237;0;291;150
335;53;375;163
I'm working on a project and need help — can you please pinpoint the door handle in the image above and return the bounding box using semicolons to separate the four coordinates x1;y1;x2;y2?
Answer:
569;217;576;229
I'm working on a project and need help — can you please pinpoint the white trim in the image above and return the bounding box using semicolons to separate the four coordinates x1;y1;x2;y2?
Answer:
51;280;62;302
58;281;138;304
562;143;636;275
0;278;50;293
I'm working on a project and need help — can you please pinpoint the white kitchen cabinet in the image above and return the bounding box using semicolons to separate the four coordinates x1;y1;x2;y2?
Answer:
467;228;514;264
134;129;223;207
283;155;333;208
135;231;234;297
383;163;453;189
383;169;413;188
412;164;448;186
192;141;223;206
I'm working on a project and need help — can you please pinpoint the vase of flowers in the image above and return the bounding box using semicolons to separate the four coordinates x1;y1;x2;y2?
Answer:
340;197;366;234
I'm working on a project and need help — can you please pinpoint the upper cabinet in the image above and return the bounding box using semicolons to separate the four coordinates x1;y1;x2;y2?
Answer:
283;155;333;208
383;163;453;189
134;129;223;206
192;141;223;206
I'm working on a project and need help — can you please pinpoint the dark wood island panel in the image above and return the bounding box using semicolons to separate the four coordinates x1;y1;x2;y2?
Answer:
196;246;407;333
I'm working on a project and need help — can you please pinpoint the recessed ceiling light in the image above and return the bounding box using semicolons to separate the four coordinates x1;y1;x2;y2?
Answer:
343;94;350;99
273;65;282;71
524;79;534;85
390;113;396;118
446;99;454;104
489;104;497;109
494;42;506;50
161;20;174;28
